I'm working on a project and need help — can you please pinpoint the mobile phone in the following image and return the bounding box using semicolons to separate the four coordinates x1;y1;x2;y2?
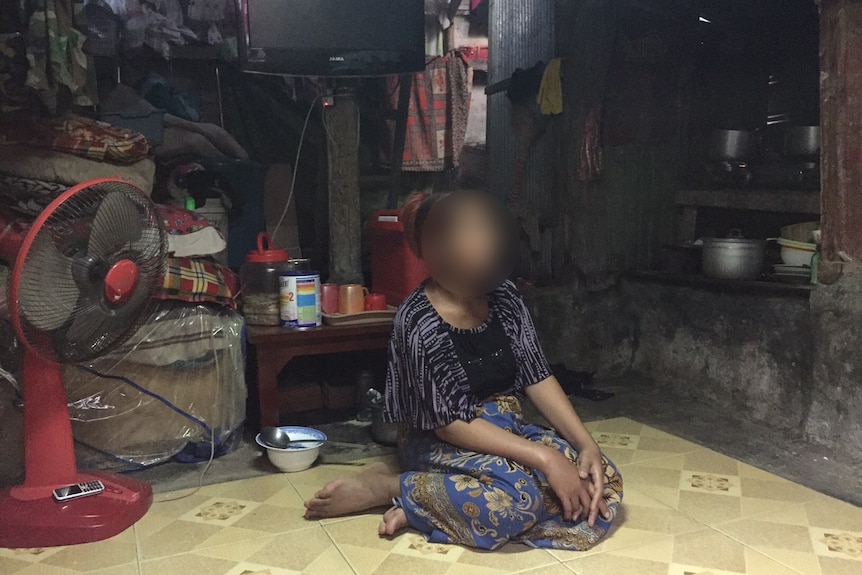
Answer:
52;480;105;502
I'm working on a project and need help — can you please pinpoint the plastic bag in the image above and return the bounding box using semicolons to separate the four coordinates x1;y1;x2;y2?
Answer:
65;301;246;470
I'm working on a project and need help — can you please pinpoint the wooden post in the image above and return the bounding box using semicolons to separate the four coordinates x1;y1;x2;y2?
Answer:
324;90;363;285
820;0;862;265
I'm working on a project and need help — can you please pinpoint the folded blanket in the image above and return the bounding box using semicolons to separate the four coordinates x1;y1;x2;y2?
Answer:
154;256;239;309
157;203;227;257
0;174;69;216
0;147;155;193
0;114;150;164
154;113;249;160
100;302;243;367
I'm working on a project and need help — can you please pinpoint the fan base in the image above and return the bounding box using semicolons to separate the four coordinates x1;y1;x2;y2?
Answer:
0;471;152;548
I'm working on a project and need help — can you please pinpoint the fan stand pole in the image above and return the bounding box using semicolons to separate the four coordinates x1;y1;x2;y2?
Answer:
15;350;79;498
0;352;153;548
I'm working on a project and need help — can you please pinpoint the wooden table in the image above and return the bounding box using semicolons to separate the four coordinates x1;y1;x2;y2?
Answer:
246;323;393;426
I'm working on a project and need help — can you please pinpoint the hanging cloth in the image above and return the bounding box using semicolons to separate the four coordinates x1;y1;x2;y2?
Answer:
383;53;473;172
24;0;95;114
537;58;564;116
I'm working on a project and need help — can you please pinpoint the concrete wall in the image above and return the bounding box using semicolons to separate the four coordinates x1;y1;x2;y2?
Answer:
523;283;637;376
523;276;860;463
627;282;813;434
806;267;862;461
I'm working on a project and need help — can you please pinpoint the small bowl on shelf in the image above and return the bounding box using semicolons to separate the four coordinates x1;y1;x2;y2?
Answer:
255;426;326;472
777;238;816;267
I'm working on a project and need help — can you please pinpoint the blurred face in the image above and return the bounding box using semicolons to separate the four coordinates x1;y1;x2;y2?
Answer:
420;192;516;297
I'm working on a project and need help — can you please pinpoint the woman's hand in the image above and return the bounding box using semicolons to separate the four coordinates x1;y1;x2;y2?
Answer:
525;378;612;525
576;442;611;526
540;449;593;523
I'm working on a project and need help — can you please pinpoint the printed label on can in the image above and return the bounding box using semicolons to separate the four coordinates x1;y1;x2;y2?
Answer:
280;273;321;328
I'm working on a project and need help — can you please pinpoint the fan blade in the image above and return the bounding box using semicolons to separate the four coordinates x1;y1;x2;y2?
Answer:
137;226;165;263
19;233;80;330
87;192;144;258
63;277;150;359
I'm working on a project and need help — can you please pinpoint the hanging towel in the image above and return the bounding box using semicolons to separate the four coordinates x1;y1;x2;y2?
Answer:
537;58;563;116
383;53;472;172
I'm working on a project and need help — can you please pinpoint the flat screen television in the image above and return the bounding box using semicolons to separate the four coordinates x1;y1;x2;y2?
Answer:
238;0;426;77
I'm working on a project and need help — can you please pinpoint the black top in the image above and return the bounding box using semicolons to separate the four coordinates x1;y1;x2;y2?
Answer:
384;280;552;431
449;312;518;400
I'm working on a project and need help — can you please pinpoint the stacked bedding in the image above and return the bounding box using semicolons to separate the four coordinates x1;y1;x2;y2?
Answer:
0;114;247;470
65;303;246;469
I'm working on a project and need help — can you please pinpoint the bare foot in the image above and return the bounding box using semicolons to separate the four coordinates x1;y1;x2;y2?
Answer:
378;505;408;536
304;462;400;519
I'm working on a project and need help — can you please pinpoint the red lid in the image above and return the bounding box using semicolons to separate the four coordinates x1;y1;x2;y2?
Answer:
245;232;289;263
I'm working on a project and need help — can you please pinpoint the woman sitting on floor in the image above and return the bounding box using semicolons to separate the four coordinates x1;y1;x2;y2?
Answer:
304;190;623;551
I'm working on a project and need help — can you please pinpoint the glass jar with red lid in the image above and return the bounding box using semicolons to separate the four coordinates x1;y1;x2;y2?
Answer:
239;232;290;326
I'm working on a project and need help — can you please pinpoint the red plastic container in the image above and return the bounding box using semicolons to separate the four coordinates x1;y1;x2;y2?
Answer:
368;210;428;307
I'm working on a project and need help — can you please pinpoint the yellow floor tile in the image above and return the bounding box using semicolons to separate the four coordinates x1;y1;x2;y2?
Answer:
453;544;557;572
193;533;276;562
243;525;353;574
139;552;237;575
515;564;574;575
324;514;398;553
0;546;65;565
199;473;299;504
713;499;862;575
548;488;702;562
562;548;673;575
135;518;226;561
371;554;451;575
740;475;819;505
0;557;31;575
336;543;391;575
804;494;862;532
443;563;509;575
682;448;747;476
16;565;139;575
590;417;646;435
38;528;138;572
229;502;312;534
8;417;857;575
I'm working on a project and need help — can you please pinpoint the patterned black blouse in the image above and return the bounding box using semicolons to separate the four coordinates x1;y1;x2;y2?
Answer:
383;280;552;431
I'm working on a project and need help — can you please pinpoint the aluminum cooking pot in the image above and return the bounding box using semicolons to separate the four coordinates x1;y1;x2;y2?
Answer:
784;125;820;157
367;389;400;446
702;234;765;280
707;129;756;161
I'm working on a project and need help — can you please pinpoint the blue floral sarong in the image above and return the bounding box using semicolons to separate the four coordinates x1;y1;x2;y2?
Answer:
396;396;623;551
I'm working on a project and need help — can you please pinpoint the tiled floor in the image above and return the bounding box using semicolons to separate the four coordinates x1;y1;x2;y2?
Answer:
1;417;860;575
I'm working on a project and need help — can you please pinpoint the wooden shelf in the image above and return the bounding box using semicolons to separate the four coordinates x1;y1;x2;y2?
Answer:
676;188;820;214
627;270;813;297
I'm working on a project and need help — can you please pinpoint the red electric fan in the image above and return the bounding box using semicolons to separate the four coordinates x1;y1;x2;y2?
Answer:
0;178;166;548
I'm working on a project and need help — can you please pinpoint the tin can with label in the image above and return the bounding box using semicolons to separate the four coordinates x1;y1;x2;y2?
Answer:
279;272;321;329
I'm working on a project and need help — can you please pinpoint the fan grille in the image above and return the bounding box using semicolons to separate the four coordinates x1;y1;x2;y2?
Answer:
12;180;166;364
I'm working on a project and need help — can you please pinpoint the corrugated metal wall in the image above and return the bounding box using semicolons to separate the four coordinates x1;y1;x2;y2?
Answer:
487;0;555;210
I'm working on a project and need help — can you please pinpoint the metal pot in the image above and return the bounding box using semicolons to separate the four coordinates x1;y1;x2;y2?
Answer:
784;125;820;157
707;129;756;161
367;389;400;446
702;234;765;280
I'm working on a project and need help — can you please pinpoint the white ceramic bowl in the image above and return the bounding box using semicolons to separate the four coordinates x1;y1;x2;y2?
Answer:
255;426;326;472
777;238;816;267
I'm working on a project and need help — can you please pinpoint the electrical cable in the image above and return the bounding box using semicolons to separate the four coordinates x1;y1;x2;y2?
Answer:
155;337;223;502
73;350;223;502
154;425;215;503
0;364;19;394
271;96;320;244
